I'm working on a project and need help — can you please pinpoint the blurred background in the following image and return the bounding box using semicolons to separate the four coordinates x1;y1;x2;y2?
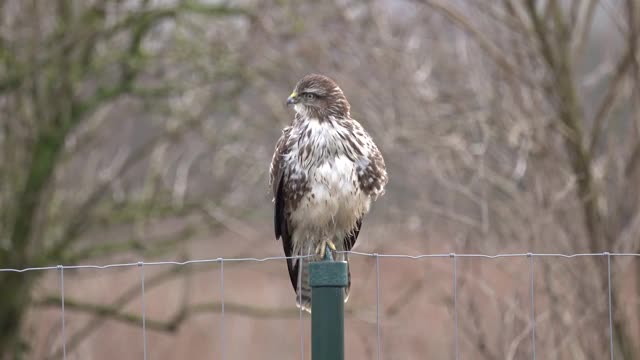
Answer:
1;0;640;358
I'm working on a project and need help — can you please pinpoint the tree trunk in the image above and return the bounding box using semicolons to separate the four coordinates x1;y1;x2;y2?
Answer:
0;272;34;360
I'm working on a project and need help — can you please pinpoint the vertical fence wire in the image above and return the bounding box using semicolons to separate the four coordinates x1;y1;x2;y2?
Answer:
375;254;381;360
139;262;147;360
451;254;459;360
528;254;536;360
219;258;225;360
298;258;304;360
58;265;67;360
606;252;614;360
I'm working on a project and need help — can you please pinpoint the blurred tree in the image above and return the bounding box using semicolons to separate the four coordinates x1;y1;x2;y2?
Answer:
0;0;255;358
2;0;639;358
410;0;640;358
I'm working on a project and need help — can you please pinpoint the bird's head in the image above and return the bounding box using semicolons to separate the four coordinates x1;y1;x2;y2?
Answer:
286;74;350;120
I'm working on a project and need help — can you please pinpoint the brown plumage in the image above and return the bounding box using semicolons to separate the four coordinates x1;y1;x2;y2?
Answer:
269;74;388;312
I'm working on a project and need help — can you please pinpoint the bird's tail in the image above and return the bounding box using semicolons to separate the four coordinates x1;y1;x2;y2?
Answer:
296;252;350;313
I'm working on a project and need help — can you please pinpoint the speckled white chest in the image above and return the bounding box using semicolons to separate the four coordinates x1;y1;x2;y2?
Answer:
286;119;370;252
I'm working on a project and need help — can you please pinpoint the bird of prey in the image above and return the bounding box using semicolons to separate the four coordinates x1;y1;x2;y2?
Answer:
269;74;388;312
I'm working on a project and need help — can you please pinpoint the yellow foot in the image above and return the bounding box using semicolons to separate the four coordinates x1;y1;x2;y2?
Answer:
315;239;337;258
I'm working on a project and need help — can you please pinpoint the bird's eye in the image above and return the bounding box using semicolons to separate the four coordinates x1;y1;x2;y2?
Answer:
304;93;316;100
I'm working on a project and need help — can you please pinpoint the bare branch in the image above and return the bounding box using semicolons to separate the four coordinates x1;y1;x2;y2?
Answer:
572;0;599;60
35;296;299;329
64;225;196;264
46;116;203;259
590;50;634;154
525;0;557;69
415;0;540;89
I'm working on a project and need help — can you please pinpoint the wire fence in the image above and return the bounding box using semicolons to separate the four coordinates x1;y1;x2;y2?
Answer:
2;251;639;360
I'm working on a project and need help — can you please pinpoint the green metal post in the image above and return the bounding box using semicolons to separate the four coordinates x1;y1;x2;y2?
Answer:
309;249;347;360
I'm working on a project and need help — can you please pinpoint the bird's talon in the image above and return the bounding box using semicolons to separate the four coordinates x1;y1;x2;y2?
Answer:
315;240;337;259
315;241;326;257
327;240;337;251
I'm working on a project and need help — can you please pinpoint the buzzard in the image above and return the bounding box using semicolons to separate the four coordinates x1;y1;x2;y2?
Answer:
269;74;388;312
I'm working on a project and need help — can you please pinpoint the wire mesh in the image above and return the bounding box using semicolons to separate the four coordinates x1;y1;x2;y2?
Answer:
3;252;639;273
2;251;638;359
58;265;67;360
528;253;536;360
219;258;225;360
298;257;304;360
139;262;147;360
606;252;614;360
375;253;381;360
451;254;459;360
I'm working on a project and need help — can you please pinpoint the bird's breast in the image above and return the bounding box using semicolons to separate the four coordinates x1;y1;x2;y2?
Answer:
291;154;369;233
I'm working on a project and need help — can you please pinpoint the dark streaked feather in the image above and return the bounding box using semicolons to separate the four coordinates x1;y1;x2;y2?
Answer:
274;173;298;291
344;218;362;250
270;127;299;291
342;218;361;301
274;171;285;240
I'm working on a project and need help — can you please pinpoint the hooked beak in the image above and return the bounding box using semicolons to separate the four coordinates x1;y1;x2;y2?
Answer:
286;91;298;106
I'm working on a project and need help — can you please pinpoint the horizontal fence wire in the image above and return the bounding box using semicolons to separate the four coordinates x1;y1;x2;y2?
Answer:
1;252;639;272
2;251;637;360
